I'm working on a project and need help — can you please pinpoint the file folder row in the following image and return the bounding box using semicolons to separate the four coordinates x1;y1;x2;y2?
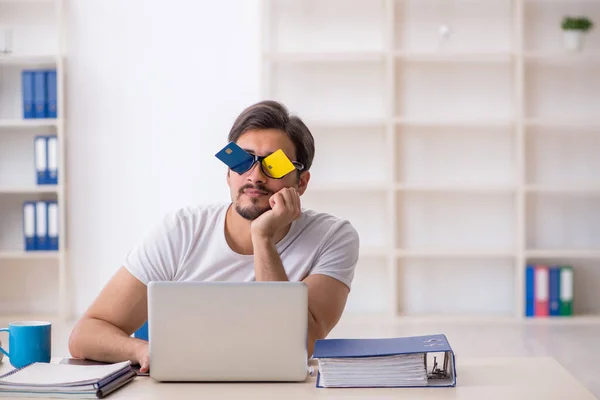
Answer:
34;135;58;185
21;69;57;119
23;201;59;251
525;264;573;317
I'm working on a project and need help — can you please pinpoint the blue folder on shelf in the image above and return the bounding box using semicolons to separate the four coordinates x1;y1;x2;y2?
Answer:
313;334;456;388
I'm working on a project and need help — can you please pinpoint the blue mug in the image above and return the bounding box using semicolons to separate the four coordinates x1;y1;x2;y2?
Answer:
0;321;51;368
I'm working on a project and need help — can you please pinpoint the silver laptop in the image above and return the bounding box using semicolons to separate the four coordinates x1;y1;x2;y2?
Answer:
147;281;309;382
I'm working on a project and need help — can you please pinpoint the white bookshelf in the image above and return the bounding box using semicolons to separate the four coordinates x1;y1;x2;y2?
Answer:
0;0;67;319
261;0;600;321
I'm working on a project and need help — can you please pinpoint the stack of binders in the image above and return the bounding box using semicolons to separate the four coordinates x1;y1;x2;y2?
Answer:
312;334;457;388
21;69;57;119
34;135;58;185
23;201;59;252
525;264;573;317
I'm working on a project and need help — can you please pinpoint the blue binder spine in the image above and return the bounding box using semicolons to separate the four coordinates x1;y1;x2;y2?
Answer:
549;266;561;316
23;201;36;251
33;70;46;118
47;201;59;251
525;264;535;317
22;70;34;119
46;69;57;118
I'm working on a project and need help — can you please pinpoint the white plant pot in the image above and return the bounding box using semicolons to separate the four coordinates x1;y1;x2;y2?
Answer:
564;30;584;52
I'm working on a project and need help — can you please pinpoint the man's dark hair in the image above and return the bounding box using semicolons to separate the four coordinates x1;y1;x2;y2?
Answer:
228;100;315;172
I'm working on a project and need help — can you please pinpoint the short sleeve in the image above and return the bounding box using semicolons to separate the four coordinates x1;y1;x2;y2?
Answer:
123;212;187;285
309;221;360;290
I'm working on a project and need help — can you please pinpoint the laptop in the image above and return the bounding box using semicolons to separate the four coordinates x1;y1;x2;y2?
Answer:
147;281;309;382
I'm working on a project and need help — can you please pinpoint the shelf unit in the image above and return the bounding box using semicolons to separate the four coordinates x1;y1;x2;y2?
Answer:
260;0;600;320
0;0;67;319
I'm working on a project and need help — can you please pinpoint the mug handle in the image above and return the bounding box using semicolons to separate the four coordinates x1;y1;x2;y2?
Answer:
0;328;9;358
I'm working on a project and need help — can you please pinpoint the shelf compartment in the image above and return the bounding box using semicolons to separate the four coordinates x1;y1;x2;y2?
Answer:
270;62;386;122
396;125;516;187
266;0;385;54
344;256;391;315
0;1;58;56
0;129;56;188
396;62;514;120
524;62;599;121
0;193;57;251
301;191;390;249
523;257;600;316
397;192;516;251
525;127;600;187
526;193;600;251
524;1;600;53
397;249;515;258
394;0;512;53
398;257;515;315
309;125;389;186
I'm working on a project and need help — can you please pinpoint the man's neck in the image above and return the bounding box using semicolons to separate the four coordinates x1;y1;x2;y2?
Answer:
224;204;292;255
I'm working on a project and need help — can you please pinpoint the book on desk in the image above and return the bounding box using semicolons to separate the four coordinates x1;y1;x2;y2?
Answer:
0;360;135;398
312;334;457;388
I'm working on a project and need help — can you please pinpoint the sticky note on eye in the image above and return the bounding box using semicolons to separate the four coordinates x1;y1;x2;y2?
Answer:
262;149;295;178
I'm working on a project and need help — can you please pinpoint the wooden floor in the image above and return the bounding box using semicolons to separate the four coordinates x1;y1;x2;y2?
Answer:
1;315;599;398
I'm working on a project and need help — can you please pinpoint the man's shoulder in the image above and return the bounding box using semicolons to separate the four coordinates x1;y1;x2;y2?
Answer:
298;207;359;240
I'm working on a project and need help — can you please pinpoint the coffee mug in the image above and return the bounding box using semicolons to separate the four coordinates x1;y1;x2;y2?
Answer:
0;321;51;368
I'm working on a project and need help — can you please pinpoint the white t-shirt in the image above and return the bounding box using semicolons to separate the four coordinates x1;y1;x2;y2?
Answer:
123;203;359;289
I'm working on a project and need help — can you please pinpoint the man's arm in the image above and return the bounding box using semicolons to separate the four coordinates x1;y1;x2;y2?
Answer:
68;267;151;372
253;237;349;356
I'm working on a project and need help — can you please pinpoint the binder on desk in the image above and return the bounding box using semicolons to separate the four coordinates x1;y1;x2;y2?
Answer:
34;136;48;185
33;70;46;118
22;70;34;119
47;201;59;251
23;201;36;251
35;201;48;251
312;334;456;388
47;135;58;184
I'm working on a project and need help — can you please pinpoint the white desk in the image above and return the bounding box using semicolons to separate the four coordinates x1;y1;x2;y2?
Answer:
0;356;596;399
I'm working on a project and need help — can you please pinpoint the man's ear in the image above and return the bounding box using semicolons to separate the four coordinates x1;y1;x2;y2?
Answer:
226;169;231;186
297;171;310;195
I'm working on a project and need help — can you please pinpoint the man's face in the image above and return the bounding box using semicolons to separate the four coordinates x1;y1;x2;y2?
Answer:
227;129;308;221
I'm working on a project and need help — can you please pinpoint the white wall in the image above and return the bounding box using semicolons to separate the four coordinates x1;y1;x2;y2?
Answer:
66;0;261;316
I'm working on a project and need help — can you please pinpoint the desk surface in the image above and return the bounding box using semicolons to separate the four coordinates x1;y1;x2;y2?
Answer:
0;356;596;399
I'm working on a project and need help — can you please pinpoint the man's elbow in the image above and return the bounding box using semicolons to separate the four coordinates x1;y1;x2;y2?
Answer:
68;319;88;359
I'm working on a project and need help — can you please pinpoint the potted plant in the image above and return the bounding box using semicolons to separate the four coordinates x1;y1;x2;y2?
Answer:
561;16;594;51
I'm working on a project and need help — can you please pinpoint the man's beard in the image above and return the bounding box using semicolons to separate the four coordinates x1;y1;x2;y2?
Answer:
235;184;272;221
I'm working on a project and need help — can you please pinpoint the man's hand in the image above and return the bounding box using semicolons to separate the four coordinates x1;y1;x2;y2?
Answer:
135;341;150;373
251;187;301;240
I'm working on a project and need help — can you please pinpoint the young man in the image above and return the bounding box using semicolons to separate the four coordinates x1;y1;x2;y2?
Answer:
68;100;360;373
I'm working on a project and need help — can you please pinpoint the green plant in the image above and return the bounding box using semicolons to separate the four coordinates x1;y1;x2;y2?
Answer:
562;16;594;32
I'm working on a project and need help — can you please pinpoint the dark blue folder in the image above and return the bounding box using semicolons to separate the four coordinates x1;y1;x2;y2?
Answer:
313;334;457;388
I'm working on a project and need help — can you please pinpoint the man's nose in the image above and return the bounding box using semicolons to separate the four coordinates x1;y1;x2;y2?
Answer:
246;161;267;183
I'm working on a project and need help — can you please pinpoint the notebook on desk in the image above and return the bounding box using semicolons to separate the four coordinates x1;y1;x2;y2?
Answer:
0;360;136;398
312;334;457;388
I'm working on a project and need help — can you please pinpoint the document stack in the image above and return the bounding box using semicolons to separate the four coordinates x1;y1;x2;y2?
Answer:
0;360;135;398
312;334;456;388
